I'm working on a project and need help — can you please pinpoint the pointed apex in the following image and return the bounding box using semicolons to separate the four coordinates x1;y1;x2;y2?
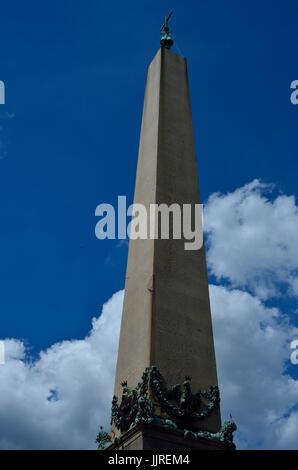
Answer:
160;11;174;50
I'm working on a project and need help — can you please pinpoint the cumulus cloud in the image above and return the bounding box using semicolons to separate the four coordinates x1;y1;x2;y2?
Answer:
0;180;297;449
0;291;123;449
1;283;297;449
211;285;298;449
204;179;298;300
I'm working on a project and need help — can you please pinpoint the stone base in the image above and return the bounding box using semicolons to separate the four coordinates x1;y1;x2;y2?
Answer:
108;425;228;451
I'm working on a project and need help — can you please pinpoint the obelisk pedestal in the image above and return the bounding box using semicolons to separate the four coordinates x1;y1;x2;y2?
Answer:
108;425;229;450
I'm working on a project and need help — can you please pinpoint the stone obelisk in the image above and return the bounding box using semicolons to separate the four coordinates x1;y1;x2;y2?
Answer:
96;16;236;451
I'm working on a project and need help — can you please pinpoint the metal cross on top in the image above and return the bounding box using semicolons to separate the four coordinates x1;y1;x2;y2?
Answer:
160;11;174;50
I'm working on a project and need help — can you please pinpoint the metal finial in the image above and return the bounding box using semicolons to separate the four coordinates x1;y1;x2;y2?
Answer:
160;11;174;50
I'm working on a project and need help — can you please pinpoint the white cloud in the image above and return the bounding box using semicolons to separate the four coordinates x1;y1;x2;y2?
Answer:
263;412;298;449
210;284;298;449
1;283;297;449
0;180;298;450
204;180;298;448
0;290;123;449
204;180;298;300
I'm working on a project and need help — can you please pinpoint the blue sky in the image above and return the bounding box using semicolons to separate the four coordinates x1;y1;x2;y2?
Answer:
0;0;297;353
0;0;298;449
0;0;298;349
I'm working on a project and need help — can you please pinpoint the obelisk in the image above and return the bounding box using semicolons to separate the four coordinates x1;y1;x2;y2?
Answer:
97;15;236;451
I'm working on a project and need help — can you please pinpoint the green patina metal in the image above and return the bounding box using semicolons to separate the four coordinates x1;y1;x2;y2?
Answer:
184;420;237;450
95;427;111;450
160;11;174;50
96;366;236;450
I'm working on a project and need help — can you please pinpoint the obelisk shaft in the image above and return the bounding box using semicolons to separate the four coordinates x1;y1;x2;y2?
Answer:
114;48;221;432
